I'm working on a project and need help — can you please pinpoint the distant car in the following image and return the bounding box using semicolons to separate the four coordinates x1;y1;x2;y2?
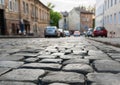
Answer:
64;30;70;37
86;28;93;37
93;26;107;37
44;26;60;37
73;31;80;36
58;29;65;37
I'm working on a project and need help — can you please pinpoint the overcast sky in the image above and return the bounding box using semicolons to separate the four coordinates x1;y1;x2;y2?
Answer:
40;0;96;12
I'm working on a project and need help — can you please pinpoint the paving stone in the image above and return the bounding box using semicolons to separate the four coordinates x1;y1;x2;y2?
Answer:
0;55;24;61
51;53;65;56
87;73;120;85
0;61;24;68
40;71;85;85
24;58;39;63
63;59;89;65
64;50;72;55
4;49;20;54
0;68;11;76
93;60;120;73
37;55;57;59
0;81;36;85
13;53;38;58
107;53;120;59
73;50;88;56
45;48;58;53
39;59;62;64
62;64;93;74
84;55;111;60
22;63;62;70
60;55;82;59
88;50;104;55
0;69;45;82
49;83;70;85
20;49;40;53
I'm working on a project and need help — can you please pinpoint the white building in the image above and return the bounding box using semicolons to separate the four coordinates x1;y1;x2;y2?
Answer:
59;12;69;30
96;0;120;37
68;7;80;32
95;0;104;27
104;0;120;37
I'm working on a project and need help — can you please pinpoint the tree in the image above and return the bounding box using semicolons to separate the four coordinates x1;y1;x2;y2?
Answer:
50;10;61;27
47;2;55;9
47;2;61;27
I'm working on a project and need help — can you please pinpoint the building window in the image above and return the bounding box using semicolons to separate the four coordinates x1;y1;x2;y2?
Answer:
119;12;120;24
110;15;112;24
114;13;117;24
14;0;18;12
0;0;4;4
26;3;29;14
111;0;113;7
115;0;117;4
108;0;109;8
23;1;26;13
9;0;13;11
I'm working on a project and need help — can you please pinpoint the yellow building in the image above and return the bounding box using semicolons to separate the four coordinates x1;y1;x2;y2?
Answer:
0;0;50;37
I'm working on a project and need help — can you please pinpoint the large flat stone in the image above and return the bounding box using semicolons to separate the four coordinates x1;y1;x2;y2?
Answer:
22;63;62;70
39;59;62;64
0;68;11;76
88;50;104;55
0;61;24;68
13;53;38;58
62;64;93;74
93;60;120;73
87;73;120;85
60;55;82;59
0;55;24;61
84;55;111;60
72;50;88;56
37;55;57;59
24;58;39;63
51;53;65;56
49;83;70;85
63;59;89;65
0;81;36;85
0;69;45;82
40;71;85;85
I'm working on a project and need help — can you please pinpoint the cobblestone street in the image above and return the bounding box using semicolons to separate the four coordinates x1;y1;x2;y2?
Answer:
0;37;120;85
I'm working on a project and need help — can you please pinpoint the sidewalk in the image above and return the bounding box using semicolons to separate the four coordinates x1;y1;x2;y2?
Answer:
0;35;41;38
88;37;120;48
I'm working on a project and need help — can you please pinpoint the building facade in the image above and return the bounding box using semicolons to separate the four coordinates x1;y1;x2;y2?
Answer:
95;0;104;27
96;0;120;37
68;7;94;33
59;12;69;30
0;0;50;37
68;7;80;33
80;11;94;32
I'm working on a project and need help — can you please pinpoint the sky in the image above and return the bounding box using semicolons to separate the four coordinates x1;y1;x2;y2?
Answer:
40;0;96;12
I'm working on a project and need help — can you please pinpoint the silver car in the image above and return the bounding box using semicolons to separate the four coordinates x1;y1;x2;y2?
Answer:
44;26;60;37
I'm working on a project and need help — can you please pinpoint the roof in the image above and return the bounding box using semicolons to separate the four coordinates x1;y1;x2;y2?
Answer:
37;0;50;10
72;7;94;14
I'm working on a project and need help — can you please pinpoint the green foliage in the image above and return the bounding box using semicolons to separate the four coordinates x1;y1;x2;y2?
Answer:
47;2;61;27
47;2;55;9
50;10;61;27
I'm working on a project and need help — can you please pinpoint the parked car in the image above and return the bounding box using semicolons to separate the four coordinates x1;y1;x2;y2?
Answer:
64;30;70;37
58;28;65;37
93;26;107;37
86;28;93;37
73;31;81;36
44;26;60;37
